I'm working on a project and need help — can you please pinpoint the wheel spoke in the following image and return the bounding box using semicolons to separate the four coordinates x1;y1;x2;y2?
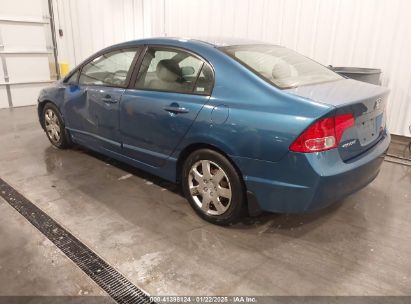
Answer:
191;168;203;183
201;195;211;211
212;169;225;183
45;113;52;123
213;197;225;213
201;160;212;179
45;124;53;131
218;186;231;199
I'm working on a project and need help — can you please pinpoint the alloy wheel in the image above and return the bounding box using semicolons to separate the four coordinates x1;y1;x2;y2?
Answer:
188;160;232;215
44;109;61;144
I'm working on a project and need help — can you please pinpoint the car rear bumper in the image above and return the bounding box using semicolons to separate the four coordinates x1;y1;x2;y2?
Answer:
232;132;390;214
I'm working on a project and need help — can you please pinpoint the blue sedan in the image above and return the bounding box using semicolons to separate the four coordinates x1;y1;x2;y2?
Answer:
37;37;390;225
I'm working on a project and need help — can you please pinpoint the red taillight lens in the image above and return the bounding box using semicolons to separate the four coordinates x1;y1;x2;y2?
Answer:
289;113;354;153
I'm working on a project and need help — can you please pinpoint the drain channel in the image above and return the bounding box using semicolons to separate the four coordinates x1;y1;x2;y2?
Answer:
0;177;151;304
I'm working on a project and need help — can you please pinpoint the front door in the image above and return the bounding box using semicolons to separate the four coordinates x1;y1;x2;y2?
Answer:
64;48;140;152
120;46;214;167
80;85;125;152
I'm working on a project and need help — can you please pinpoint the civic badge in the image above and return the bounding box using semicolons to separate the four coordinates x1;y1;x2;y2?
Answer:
342;139;356;148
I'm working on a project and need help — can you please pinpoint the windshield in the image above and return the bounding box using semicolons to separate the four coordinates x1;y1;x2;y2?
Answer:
221;45;342;89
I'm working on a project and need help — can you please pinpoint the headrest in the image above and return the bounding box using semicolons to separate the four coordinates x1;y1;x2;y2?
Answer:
272;63;292;79
156;59;182;82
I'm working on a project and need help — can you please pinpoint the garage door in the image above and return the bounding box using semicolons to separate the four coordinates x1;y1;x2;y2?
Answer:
0;0;58;109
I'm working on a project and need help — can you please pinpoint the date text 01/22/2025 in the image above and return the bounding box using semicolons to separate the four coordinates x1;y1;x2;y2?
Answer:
149;296;257;303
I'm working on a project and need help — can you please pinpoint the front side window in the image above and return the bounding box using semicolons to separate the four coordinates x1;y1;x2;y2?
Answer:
221;45;342;89
135;47;213;95
79;49;138;87
66;70;79;84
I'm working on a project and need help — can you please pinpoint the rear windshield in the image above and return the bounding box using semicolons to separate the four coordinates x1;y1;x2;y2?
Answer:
221;45;342;89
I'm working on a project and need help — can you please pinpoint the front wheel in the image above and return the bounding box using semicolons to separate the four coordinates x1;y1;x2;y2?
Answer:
42;103;72;149
182;149;246;225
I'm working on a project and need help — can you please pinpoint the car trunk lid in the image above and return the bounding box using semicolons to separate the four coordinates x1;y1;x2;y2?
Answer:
286;79;389;161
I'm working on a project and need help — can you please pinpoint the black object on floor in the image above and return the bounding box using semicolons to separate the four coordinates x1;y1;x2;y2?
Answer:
0;177;151;304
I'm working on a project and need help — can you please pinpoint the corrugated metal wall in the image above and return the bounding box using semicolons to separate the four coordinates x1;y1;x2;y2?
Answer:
55;0;411;136
52;0;148;69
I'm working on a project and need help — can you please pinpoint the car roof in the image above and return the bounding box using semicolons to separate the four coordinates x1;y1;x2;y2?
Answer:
66;37;273;80
107;36;269;51
186;36;267;47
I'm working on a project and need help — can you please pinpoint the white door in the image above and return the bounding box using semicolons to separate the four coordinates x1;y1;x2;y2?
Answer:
0;0;58;108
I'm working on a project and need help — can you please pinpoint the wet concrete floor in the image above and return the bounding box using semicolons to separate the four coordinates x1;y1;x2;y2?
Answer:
0;106;410;296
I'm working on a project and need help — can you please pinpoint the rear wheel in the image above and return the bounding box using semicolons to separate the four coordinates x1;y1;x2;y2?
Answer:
182;149;246;225
42;103;72;149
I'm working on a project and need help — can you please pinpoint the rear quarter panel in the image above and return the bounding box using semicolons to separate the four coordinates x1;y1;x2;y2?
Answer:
173;46;333;163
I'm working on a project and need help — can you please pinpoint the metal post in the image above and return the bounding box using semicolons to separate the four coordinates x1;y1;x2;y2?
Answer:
0;30;13;107
48;0;60;79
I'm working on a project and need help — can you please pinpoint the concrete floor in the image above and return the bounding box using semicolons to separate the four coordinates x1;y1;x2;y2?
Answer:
0;197;106;296
0;106;411;296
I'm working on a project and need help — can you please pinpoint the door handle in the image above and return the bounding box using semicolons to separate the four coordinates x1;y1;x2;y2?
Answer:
163;105;189;114
101;95;118;104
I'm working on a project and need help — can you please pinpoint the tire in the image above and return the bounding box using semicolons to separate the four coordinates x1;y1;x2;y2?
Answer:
182;149;246;225
42;103;72;149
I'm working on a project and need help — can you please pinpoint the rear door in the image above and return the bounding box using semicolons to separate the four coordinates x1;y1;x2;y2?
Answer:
120;46;214;167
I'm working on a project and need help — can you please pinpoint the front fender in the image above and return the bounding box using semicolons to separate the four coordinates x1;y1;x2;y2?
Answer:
37;83;66;129
38;82;65;107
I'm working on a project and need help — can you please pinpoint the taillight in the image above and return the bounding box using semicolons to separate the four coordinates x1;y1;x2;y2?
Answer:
289;113;354;153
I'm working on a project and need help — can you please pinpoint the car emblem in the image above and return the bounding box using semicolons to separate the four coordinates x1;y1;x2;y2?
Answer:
342;140;356;148
374;97;382;110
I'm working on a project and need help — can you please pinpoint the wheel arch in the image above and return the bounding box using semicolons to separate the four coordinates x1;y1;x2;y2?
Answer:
38;99;65;130
38;100;55;129
176;142;261;217
176;143;241;184
176;143;251;211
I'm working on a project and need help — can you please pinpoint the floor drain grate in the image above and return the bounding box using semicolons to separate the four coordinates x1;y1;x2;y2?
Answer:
0;178;151;304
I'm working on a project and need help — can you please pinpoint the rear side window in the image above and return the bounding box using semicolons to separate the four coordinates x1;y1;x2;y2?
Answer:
79;49;138;87
194;63;213;95
221;45;342;89
135;47;213;95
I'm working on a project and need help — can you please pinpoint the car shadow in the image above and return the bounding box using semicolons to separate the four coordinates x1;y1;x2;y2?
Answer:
237;199;345;228
72;145;182;195
60;145;348;232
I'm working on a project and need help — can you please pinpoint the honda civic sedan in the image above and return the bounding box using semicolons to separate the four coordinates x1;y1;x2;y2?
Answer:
38;37;390;225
